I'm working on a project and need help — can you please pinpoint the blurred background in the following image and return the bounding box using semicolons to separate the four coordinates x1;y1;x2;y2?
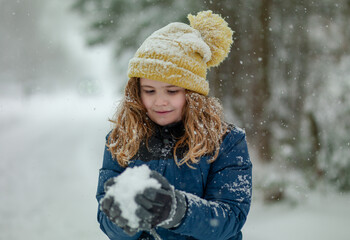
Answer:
1;0;349;239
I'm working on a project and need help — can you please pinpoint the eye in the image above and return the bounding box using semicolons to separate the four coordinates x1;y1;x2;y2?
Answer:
142;89;155;94
167;90;179;94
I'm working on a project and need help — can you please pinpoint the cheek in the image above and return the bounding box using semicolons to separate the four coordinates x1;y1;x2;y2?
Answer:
141;94;151;110
175;94;186;111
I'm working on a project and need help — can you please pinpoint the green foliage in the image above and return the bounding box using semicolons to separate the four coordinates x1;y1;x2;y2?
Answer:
71;0;203;55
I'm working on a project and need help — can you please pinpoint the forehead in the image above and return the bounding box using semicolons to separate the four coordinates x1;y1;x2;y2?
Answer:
140;78;179;88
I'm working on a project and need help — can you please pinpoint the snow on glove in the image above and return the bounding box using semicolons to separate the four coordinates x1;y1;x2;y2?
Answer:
134;170;187;229
100;178;138;236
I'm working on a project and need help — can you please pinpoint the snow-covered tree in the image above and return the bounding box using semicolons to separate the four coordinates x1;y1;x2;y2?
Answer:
72;0;203;55
72;0;350;197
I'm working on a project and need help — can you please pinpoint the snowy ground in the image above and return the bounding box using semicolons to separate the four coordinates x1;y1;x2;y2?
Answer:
245;192;350;240
1;94;349;240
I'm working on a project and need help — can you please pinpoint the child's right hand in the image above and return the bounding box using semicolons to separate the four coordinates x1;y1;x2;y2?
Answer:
100;179;139;236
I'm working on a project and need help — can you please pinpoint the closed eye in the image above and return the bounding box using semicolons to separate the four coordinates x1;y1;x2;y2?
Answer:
167;90;179;94
142;89;155;94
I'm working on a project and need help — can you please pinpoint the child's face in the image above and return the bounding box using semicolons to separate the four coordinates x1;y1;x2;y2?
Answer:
140;78;186;126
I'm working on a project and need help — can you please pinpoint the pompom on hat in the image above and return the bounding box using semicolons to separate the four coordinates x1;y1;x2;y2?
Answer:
127;10;233;96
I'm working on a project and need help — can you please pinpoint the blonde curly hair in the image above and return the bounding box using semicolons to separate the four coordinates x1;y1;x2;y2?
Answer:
107;77;228;168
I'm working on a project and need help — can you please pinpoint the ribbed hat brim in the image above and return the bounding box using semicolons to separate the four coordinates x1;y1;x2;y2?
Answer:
128;58;209;95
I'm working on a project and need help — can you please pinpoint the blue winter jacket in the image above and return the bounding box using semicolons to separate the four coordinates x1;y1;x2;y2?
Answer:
96;123;252;240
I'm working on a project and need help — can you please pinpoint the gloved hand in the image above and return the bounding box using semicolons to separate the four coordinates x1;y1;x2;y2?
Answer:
100;178;138;236
134;171;187;230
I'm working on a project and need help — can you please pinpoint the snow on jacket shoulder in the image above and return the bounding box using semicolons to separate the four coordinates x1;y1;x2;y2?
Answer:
96;124;252;240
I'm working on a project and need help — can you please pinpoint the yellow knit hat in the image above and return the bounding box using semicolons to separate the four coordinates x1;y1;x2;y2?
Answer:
127;10;233;96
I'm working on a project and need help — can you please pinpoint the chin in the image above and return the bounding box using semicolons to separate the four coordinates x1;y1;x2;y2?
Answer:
153;118;176;126
155;120;172;126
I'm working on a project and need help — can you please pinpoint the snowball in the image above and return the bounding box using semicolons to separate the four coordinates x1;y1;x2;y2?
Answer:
105;165;161;228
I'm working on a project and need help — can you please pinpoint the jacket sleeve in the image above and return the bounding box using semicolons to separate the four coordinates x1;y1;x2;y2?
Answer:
171;128;252;240
96;134;142;240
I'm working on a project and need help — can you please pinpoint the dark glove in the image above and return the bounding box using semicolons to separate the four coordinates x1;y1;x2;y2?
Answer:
100;178;138;236
134;171;187;230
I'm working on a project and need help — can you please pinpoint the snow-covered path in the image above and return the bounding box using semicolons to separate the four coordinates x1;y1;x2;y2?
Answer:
1;94;349;240
0;94;113;240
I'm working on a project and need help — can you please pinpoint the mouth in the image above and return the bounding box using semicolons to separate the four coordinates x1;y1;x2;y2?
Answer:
154;110;173;114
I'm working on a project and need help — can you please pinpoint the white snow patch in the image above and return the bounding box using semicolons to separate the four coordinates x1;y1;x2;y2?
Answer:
223;174;252;202
137;22;211;63
105;165;161;228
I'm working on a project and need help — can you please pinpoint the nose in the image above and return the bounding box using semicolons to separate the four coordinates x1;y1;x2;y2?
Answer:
154;93;168;106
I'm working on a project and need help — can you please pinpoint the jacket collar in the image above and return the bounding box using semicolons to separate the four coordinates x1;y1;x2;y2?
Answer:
153;121;185;140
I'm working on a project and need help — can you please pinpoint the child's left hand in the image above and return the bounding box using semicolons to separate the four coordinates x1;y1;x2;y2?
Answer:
134;171;187;230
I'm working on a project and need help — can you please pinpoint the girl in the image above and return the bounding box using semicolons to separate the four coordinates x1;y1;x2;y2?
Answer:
96;11;252;240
